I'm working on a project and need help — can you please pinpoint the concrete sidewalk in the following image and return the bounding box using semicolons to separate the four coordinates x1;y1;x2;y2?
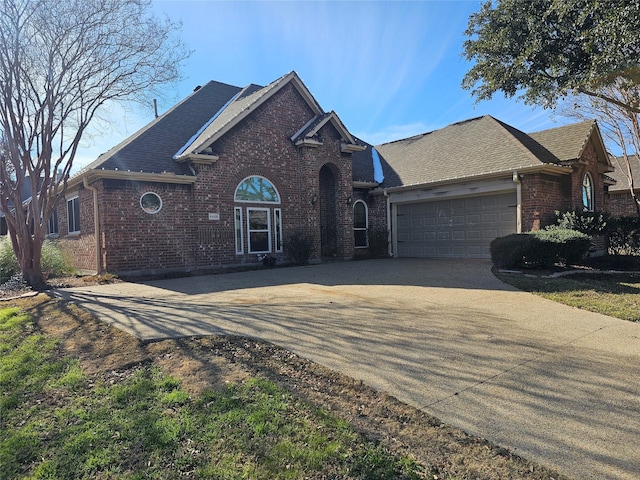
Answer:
57;258;640;479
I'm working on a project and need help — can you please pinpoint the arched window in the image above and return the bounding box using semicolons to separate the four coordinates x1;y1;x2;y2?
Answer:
235;175;280;203
233;176;282;255
353;200;368;248
582;173;594;211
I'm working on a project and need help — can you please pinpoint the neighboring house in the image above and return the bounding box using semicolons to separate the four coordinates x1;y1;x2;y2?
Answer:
52;71;630;275
607;155;640;216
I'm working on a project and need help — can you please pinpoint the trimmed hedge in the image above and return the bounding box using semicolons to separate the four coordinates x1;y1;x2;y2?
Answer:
491;229;591;269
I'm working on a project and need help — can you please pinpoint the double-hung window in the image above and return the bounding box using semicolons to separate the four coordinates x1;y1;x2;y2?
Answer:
67;196;80;234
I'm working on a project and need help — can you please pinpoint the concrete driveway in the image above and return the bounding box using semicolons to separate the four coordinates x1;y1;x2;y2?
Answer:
57;258;640;480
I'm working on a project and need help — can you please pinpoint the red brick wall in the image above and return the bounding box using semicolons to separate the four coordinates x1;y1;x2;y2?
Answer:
98;180;196;274
568;140;608;213
520;173;571;231
608;191;639;216
192;82;354;265
60;81;359;275
57;187;97;272
520;139;610;231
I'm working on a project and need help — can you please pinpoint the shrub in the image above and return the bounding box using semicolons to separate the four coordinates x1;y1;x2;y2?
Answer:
0;237;19;284
607;216;640;255
490;234;536;269
284;231;315;266
551;210;610;235
0;237;74;284
528;229;591;266
367;228;389;258
41;240;75;278
491;229;591;269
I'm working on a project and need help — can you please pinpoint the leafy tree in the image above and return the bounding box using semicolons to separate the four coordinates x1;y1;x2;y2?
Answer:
462;0;640;216
462;0;640;111
0;0;189;288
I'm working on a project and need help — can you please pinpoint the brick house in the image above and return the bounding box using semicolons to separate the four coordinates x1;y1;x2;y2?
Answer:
374;116;615;257
607;155;640;217
54;72;633;274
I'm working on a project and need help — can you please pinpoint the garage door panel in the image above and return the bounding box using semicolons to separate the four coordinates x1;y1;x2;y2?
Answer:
452;230;466;240
396;192;516;258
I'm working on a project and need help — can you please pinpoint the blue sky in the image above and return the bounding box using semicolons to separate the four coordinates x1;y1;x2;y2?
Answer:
75;0;571;170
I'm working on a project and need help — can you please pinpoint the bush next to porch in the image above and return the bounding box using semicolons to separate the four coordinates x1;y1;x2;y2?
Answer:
490;229;591;269
284;231;315;266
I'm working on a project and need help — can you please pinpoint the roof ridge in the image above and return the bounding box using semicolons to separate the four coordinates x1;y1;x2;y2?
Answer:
528;118;594;136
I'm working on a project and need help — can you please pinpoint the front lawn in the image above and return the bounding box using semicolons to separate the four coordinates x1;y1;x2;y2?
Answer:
0;304;422;479
495;272;640;322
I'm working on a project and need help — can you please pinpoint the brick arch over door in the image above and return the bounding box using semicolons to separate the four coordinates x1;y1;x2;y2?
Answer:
319;163;340;257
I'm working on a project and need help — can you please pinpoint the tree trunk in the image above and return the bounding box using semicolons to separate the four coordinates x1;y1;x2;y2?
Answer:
11;229;46;290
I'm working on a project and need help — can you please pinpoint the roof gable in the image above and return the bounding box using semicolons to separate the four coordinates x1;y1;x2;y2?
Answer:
529;120;599;163
290;111;365;152
174;71;328;161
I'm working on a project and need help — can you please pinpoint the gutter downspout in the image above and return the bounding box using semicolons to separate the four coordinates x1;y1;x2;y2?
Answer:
512;172;522;233
384;189;393;257
83;177;101;274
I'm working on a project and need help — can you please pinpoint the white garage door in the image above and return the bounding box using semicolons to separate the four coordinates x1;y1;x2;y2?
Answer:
395;192;517;258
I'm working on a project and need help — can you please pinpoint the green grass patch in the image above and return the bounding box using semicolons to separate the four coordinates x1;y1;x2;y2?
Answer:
496;273;640;322
0;306;424;479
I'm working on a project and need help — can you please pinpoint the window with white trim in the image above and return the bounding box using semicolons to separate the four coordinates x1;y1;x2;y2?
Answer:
247;208;271;253
140;192;162;214
582;172;594;211
234;207;244;254
353;200;368;248
67;196;80;234
235;175;280;203
234;176;282;255
274;208;283;252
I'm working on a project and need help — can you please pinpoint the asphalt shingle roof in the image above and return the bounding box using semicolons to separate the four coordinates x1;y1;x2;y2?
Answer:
528;120;596;162
608;155;640;192
81;80;243;176
374;115;561;188
351;144;377;183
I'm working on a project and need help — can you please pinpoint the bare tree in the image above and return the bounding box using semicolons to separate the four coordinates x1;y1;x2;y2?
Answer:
0;0;189;288
563;81;640;216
